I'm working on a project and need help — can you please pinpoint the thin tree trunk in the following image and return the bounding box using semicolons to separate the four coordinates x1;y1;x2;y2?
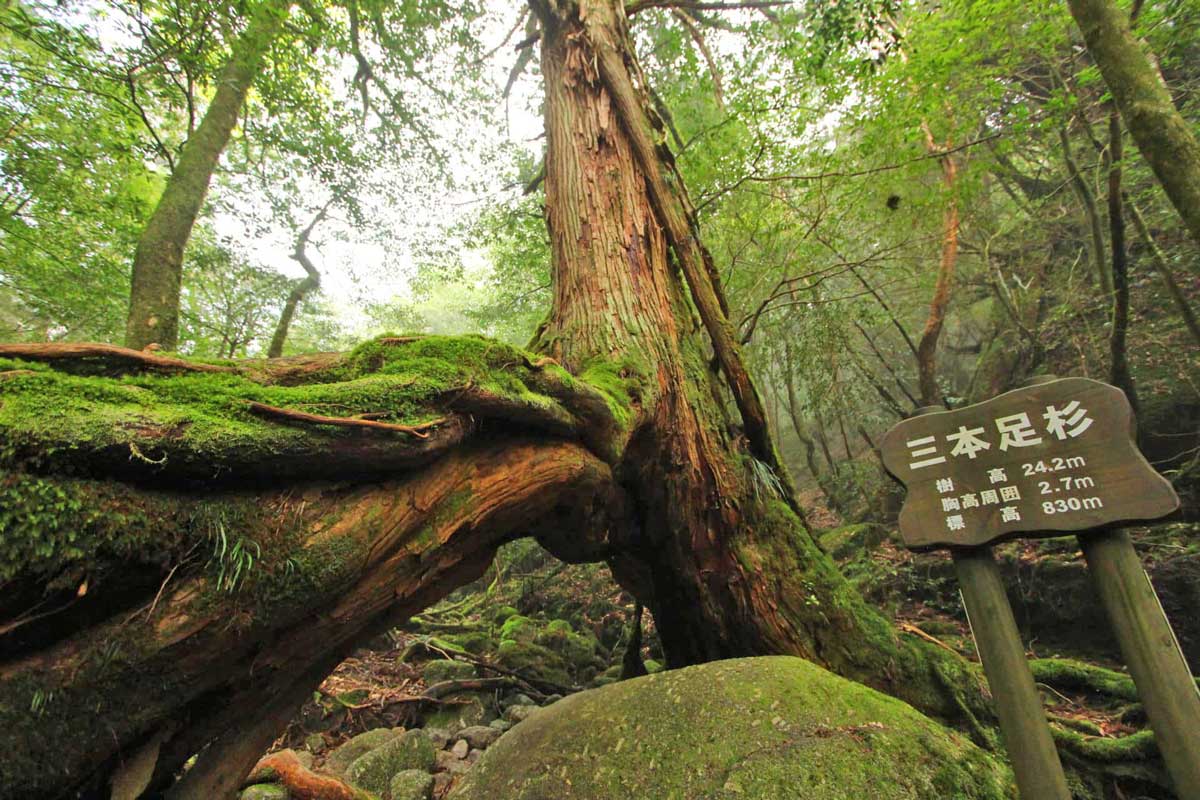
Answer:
268;204;328;358
915;128;960;407
1106;112;1139;414
1067;0;1200;248
1059;125;1114;299
1126;196;1200;348
125;0;291;350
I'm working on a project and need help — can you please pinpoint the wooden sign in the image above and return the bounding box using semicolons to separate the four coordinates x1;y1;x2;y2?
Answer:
880;378;1178;549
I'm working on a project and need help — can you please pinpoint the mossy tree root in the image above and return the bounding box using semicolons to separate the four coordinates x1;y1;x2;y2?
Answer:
0;432;619;797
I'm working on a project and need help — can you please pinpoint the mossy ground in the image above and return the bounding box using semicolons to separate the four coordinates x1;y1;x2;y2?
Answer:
450;656;1014;800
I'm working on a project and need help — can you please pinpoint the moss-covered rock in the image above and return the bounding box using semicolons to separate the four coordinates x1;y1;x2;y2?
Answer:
345;730;436;795
534;620;601;672
495;639;571;687
450;657;1013;800
390;769;435;800
499;614;536;642
421;659;477;684
492;605;520;625
421;692;494;732
324;728;403;776
240;784;289;800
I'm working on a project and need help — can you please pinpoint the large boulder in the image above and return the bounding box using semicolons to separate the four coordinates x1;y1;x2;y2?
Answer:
450;657;1012;800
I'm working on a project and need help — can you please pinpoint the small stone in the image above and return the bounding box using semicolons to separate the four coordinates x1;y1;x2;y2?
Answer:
501;693;534;710
466;748;483;764
502;704;537;724
345;730;436;795
240;785;288;800
421;659;477;685
423;727;451;750
293;749;314;770
444;759;471;776
542;694;563;705
456;725;501;750
488;718;512;733
450;739;470;759
435;750;461;771
389;769;435;800
304;733;326;754
325;728;402;776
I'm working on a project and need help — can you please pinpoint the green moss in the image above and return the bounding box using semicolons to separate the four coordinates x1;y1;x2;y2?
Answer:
1050;726;1158;762
422;659;477;684
575;355;647;437
1028;659;1140;703
451;657;1013;800
345;730;436;794
493;605;520;625
535;622;601;673
0;470;230;588
500;614;536;642
0;335;593;477
496;640;572;687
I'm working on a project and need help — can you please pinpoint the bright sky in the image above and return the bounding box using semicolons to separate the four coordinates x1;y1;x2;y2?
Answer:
72;0;544;338
212;7;547;338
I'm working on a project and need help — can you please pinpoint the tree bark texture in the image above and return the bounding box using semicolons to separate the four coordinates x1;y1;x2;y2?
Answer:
529;0;981;715
1067;0;1200;248
125;0;291;351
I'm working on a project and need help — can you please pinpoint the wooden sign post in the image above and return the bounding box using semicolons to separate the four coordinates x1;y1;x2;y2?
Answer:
881;377;1197;799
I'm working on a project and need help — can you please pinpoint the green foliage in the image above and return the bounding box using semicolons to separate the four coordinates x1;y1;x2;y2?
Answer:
0;471;174;586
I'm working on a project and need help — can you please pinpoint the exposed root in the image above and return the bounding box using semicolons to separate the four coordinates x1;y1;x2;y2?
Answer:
0;343;234;374
897;621;959;655
247;402;451;438
1028;658;1141;703
248;750;369;800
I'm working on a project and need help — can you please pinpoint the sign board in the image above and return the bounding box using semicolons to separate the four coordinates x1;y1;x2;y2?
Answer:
880;378;1179;549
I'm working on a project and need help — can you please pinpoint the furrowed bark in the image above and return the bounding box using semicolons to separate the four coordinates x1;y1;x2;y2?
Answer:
532;0;989;724
1067;0;1200;248
125;0;292;351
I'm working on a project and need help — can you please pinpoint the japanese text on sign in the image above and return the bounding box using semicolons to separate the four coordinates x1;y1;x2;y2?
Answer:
879;378;1178;549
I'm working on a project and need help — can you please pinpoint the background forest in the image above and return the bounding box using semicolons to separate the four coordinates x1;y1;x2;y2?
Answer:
1;0;1199;798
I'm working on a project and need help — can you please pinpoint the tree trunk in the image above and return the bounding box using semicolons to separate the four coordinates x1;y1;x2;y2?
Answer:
1067;0;1200;248
1105;112;1139;414
125;0;291;351
915;132;959;408
529;0;980;711
267;205;328;358
1060;125;1116;300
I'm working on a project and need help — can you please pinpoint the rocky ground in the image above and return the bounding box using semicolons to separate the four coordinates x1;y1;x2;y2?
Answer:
230;517;1197;800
